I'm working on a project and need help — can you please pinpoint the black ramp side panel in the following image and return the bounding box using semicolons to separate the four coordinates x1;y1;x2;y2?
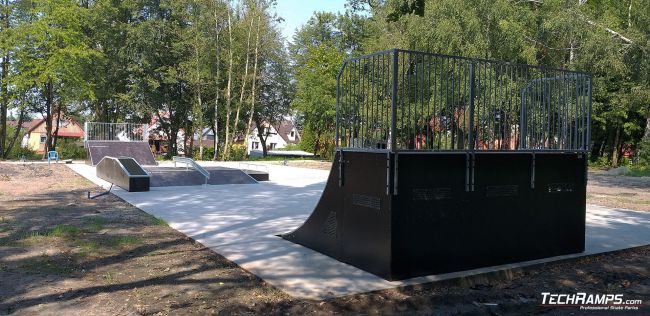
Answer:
339;151;392;278
391;153;469;279
282;151;393;279
282;151;344;261
87;141;156;166
96;157;150;192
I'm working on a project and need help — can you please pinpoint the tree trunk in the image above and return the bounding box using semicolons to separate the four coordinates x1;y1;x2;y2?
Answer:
229;13;254;159
257;125;268;158
611;126;621;166
221;10;234;161
244;14;261;155
52;102;62;150
3;107;25;159
44;79;54;156
212;10;221;161
0;2;9;158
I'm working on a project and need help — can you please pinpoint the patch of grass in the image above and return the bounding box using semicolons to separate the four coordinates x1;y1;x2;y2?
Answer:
149;216;168;226
78;240;100;257
83;217;112;232
0;227;12;234
77;236;142;256
102;271;114;283
13;224;81;245
625;166;650;177
48;224;81;237
19;255;74;275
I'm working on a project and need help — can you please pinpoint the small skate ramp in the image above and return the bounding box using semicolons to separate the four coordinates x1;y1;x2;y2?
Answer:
144;166;258;187
96;156;150;192
87;141;156;166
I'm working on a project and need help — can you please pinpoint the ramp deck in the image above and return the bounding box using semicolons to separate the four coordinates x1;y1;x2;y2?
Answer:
87;141;156;166
144;166;258;187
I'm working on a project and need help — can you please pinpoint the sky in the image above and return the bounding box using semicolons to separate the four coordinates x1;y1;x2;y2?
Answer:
272;0;348;43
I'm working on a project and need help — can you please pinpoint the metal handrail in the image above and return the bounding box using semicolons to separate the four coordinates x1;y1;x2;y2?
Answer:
238;162;269;173
173;156;210;185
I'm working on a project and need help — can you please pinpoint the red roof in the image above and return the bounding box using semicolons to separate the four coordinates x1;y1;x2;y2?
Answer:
54;131;83;137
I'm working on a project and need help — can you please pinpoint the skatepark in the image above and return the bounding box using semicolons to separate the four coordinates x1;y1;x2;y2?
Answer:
64;50;650;300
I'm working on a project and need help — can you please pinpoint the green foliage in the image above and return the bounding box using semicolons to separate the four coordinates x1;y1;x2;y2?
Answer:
639;140;650;166
58;141;86;160
276;143;301;151
7;145;39;160
224;144;246;161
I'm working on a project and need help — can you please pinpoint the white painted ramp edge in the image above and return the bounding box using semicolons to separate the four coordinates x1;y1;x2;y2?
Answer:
67;163;650;300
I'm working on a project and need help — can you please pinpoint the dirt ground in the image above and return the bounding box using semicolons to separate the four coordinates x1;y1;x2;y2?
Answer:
0;163;649;315
587;170;650;211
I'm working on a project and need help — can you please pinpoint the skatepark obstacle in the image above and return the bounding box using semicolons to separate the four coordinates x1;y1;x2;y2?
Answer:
283;49;591;280
96;156;150;192
84;122;156;166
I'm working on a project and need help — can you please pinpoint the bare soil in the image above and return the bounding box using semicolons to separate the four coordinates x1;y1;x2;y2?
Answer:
0;163;649;315
587;170;650;211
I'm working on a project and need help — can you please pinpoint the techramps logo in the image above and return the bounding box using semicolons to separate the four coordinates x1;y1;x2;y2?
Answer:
540;292;644;311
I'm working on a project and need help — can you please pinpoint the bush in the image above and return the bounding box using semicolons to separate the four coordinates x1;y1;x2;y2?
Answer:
639;140;650;166
8;146;40;160
276;143;302;151
228;144;246;161
58;141;86;159
192;146;216;161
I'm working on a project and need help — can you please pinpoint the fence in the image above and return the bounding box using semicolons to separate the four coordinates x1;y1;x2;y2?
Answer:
336;49;592;152
84;122;149;144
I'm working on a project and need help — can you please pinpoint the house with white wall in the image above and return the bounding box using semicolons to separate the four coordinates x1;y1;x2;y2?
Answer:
247;120;300;155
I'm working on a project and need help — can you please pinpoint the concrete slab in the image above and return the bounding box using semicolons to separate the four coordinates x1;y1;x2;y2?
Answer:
67;162;650;300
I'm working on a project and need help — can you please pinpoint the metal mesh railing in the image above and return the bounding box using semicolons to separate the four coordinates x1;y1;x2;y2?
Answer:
84;122;149;143
336;49;592;152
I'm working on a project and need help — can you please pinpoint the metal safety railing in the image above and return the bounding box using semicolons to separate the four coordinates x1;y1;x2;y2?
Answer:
173;156;210;185
336;49;592;152
84;122;149;144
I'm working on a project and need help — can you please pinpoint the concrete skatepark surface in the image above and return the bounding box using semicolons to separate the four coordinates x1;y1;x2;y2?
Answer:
68;162;650;300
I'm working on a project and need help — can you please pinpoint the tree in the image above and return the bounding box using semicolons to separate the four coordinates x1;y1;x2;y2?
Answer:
292;44;343;158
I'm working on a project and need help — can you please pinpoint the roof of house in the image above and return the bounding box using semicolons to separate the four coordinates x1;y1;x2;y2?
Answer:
274;120;299;144
15;117;84;138
7;119;43;132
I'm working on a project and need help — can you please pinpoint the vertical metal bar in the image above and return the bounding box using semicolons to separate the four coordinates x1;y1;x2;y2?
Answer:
335;61;346;148
390;49;398;151
469;62;475;152
585;76;592;152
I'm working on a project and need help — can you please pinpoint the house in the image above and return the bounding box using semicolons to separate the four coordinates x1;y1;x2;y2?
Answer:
193;127;216;148
13;117;84;154
247;120;300;154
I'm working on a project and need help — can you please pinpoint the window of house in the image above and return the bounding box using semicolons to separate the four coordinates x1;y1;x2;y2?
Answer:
40;136;47;144
290;131;295;137
269;143;277;150
253;142;259;149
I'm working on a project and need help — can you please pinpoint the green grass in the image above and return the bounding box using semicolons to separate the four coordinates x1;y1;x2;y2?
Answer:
19;225;80;240
148;216;168;226
19;255;74;275
625;166;650;177
78;236;143;257
83;217;112;232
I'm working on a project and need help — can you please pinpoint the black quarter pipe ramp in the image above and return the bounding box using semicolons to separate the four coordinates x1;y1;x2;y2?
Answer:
282;49;591;281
